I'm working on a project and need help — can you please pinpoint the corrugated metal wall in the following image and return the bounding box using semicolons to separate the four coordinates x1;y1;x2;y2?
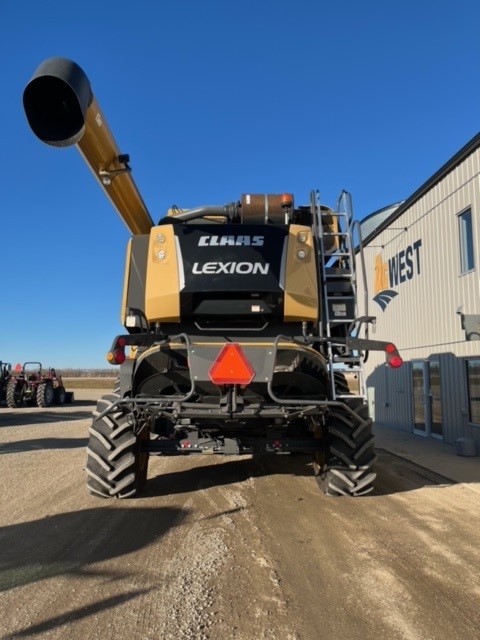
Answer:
357;144;480;446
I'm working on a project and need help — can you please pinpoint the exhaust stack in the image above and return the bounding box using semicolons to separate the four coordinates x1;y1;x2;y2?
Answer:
23;57;153;235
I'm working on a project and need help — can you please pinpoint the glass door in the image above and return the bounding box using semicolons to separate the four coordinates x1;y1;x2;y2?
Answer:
429;359;443;439
412;361;427;434
412;360;443;438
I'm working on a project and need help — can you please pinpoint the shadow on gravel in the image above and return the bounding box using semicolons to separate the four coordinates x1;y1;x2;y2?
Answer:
0;410;93;427
145;449;456;498
3;590;152;640
145;454;313;498
0;437;88;455
0;506;187;593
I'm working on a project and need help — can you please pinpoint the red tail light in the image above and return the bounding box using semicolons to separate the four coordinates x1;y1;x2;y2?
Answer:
209;344;255;385
384;342;403;368
387;354;403;368
107;348;126;365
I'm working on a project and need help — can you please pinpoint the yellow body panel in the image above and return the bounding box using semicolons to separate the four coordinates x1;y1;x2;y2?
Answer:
145;225;180;322
284;225;319;322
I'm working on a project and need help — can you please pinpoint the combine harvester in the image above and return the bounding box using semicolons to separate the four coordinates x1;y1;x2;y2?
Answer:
23;58;402;498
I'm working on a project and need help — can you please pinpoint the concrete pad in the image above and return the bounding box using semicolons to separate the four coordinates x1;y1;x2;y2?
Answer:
374;422;480;491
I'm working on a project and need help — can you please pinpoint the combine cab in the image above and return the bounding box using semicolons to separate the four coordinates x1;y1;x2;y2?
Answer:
6;362;70;408
23;58;402;498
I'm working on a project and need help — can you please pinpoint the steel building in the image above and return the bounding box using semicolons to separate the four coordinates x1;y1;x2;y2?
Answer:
356;132;480;450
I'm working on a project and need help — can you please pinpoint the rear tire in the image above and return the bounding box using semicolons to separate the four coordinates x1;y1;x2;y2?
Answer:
86;393;149;499
314;374;376;497
6;380;23;408
36;381;54;407
55;386;66;405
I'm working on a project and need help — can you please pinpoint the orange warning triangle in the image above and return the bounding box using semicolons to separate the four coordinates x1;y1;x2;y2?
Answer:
209;343;255;385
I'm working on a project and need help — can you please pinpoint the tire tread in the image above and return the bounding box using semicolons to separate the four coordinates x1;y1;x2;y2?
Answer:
86;393;149;499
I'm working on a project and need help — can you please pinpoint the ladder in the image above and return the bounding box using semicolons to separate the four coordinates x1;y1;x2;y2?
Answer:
314;190;366;401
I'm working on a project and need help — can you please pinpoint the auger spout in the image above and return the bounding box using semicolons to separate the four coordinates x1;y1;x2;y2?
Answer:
23;57;153;235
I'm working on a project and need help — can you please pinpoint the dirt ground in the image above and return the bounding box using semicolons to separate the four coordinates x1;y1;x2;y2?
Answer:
1;390;480;640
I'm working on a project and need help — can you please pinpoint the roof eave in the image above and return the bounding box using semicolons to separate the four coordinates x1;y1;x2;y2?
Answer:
360;131;480;247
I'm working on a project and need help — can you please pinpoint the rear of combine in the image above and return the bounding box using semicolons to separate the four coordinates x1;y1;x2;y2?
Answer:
23;58;402;499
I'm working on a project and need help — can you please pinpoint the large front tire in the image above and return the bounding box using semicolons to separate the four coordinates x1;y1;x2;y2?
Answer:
86;393;149;499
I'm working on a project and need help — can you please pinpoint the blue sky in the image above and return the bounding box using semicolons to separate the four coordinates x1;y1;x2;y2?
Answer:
1;0;479;369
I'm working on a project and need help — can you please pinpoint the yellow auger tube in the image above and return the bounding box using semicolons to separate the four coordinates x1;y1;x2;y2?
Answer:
23;57;153;235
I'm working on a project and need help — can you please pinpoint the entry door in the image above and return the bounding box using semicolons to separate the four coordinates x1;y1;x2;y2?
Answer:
428;360;443;439
412;360;443;438
412;361;427;434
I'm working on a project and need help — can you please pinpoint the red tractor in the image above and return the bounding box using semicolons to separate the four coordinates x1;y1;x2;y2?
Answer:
6;362;69;408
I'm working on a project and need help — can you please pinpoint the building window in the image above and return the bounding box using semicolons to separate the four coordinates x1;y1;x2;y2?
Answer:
466;359;480;425
458;208;475;273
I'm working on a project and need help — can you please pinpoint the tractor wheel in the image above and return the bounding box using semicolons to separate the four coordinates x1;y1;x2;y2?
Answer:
86;393;149;499
36;381;54;407
55;385;66;405
313;375;376;497
6;380;23;408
